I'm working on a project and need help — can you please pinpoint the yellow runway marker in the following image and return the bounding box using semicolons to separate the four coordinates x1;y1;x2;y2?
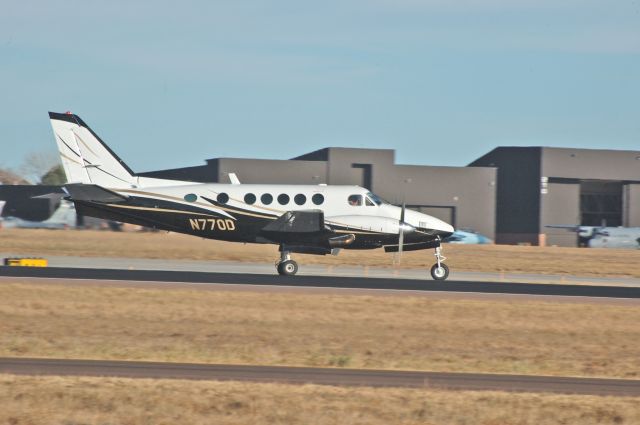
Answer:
3;258;48;267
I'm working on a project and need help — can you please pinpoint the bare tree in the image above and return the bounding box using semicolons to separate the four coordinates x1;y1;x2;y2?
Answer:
19;151;61;184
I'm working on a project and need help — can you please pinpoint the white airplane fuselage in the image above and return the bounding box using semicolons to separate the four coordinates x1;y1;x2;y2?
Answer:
79;182;454;250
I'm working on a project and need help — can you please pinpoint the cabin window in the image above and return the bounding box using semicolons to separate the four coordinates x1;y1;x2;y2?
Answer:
244;193;256;205
278;194;290;205
183;193;197;203
348;194;363;206
294;194;306;205
217;193;229;204
312;193;324;205
261;193;273;205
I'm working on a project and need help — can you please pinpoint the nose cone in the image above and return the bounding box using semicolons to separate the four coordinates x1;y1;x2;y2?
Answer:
406;210;454;238
433;219;454;238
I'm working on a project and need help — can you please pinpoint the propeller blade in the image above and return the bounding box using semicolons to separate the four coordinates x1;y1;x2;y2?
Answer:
397;201;406;263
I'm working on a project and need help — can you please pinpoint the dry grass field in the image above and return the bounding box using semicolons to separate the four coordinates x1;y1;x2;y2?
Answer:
1;228;640;277
2;282;639;378
1;374;639;425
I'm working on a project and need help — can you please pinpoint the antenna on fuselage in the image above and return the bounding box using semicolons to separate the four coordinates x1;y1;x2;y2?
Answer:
228;173;241;184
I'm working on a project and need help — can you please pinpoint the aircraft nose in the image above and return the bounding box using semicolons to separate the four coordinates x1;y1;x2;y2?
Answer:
435;222;454;239
412;210;454;238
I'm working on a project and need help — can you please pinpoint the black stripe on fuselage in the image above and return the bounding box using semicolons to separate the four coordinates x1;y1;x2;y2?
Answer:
75;196;270;243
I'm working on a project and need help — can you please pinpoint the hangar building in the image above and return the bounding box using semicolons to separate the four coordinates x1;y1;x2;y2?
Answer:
139;147;498;240
470;147;640;246
3;145;637;248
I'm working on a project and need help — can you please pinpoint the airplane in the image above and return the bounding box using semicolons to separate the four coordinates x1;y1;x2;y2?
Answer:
546;225;640;249
48;111;455;279
0;199;77;229
443;228;493;244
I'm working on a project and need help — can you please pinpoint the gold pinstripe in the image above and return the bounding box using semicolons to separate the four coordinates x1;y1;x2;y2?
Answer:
105;204;216;216
115;189;277;219
73;131;99;157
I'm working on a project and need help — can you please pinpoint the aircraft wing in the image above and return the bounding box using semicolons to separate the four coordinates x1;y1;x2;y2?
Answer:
546;224;604;240
260;210;352;250
545;225;582;232
64;183;128;203
384;241;440;252
262;210;327;235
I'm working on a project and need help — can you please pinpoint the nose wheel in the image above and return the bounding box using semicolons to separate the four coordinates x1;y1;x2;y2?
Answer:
430;263;449;280
276;247;298;276
430;244;449;280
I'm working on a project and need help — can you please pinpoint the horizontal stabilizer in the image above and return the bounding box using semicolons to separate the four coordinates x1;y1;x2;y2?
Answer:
30;192;65;201
384;241;440;253
64;183;128;203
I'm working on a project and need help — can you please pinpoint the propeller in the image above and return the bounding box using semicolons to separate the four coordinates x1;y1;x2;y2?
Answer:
397;201;406;264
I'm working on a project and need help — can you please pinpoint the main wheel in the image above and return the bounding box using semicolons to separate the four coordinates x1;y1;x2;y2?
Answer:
430;263;449;280
277;260;298;276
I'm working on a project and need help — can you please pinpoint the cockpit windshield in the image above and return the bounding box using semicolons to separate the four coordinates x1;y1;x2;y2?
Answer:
366;192;385;206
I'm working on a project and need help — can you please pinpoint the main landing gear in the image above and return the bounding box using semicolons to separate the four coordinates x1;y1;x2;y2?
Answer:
274;244;450;279
430;244;449;280
276;248;298;276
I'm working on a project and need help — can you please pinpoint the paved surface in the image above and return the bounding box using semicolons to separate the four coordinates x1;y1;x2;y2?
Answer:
2;254;639;287
2;357;638;396
1;266;639;298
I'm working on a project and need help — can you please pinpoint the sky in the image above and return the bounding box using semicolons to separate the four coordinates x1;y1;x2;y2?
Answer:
1;0;639;175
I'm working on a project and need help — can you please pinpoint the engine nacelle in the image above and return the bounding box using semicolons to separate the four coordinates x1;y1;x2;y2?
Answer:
326;215;406;234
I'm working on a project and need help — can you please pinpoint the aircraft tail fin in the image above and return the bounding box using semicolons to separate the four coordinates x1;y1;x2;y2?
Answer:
49;112;136;188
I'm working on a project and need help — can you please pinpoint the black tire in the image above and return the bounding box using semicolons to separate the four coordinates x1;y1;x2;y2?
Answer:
277;260;298;276
430;263;449;280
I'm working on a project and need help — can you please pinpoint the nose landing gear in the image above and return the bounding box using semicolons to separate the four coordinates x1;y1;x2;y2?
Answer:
276;247;298;276
430;244;449;280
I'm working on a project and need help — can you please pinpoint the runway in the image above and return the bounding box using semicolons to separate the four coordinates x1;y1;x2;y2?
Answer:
1;266;639;298
2;357;638;396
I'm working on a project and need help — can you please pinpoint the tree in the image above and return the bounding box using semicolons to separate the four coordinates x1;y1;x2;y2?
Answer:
40;164;67;185
19;151;60;184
